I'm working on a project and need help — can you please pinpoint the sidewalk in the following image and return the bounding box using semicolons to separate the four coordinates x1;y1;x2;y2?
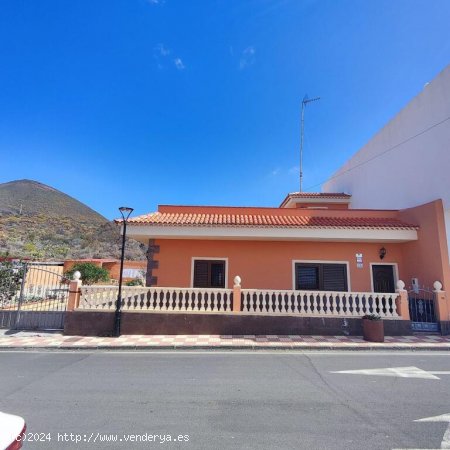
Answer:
1;331;450;350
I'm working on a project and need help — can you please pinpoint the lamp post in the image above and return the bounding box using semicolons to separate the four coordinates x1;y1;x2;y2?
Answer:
114;206;134;337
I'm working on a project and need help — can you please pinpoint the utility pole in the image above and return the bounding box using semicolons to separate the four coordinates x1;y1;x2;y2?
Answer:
300;95;320;192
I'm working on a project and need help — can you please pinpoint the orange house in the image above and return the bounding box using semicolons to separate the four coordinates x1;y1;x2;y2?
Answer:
123;192;450;298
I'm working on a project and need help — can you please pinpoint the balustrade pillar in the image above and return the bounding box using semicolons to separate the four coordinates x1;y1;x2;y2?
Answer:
67;271;82;311
433;281;449;323
395;280;410;320
232;276;242;313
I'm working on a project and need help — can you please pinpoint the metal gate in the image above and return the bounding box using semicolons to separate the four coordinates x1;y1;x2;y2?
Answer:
0;261;69;330
408;287;439;332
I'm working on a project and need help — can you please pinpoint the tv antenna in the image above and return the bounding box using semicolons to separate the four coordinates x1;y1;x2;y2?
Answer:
300;95;320;192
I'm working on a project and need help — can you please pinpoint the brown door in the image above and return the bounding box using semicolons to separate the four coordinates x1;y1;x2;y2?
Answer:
372;265;395;293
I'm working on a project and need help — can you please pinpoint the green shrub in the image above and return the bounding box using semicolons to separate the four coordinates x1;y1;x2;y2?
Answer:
362;314;382;321
125;278;144;286
64;262;110;285
0;260;25;304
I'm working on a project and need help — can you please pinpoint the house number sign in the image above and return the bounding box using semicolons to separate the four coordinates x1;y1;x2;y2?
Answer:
356;253;363;269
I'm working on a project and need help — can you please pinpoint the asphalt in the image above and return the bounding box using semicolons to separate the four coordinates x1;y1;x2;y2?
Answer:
1;350;450;449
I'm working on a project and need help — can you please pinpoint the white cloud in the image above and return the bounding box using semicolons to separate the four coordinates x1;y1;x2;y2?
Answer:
268;166;301;178
153;44;185;71
239;46;255;70
154;43;170;57
174;58;185;70
270;168;281;177
147;0;165;4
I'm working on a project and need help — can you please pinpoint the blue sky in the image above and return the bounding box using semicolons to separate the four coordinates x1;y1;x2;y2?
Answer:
1;0;449;219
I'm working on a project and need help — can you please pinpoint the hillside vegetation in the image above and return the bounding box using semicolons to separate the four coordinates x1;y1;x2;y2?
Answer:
0;180;146;260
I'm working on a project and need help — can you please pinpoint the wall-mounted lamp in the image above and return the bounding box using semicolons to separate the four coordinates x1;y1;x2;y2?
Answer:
379;247;387;260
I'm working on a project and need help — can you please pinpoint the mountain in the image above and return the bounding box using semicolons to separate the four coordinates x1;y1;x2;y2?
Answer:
0;179;146;260
0;179;107;221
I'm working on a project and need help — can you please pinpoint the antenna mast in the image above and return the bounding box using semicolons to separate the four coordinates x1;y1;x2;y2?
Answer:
300;95;320;192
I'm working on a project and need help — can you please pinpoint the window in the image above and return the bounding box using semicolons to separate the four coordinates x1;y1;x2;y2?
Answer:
295;263;348;292
193;260;226;288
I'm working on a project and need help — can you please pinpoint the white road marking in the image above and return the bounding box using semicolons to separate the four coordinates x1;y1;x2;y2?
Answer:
392;413;450;449
415;414;450;449
416;413;450;421
331;366;442;379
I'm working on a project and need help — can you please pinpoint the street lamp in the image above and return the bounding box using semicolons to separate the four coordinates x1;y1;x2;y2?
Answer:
114;206;134;337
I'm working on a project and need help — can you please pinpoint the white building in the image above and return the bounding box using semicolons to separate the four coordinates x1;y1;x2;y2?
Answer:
324;64;450;259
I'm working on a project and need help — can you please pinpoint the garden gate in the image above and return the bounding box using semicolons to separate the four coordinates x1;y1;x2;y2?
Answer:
408;286;439;332
0;262;69;330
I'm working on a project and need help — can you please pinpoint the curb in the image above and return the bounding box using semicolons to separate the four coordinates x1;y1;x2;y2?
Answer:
0;344;450;351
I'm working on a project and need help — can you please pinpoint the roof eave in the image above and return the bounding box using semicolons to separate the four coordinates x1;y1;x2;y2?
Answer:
280;195;352;208
126;224;418;244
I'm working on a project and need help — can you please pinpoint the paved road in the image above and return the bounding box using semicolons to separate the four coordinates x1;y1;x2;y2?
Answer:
1;350;450;450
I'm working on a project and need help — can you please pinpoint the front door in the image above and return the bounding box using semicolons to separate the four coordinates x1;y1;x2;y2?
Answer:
372;265;395;293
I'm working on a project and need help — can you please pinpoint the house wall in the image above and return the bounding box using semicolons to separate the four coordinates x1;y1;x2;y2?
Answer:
103;261;146;280
63;259;106;272
152;239;405;291
25;263;64;291
398;199;450;290
323;64;450;259
63;259;146;282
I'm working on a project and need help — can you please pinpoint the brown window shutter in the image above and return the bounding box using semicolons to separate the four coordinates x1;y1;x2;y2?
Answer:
193;261;209;288
296;265;319;290
295;263;348;292
210;262;225;288
322;264;348;292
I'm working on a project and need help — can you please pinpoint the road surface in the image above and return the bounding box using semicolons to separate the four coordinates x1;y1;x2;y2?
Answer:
0;350;449;449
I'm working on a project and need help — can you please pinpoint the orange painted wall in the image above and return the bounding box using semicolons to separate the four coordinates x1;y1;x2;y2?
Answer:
399;199;450;290
25;264;63;288
153;239;405;291
63;260;105;273
63;259;146;282
104;260;147;280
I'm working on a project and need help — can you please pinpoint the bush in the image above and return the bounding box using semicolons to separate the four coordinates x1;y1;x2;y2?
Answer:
64;262;110;285
362;314;382;321
125;278;144;286
0;260;25;304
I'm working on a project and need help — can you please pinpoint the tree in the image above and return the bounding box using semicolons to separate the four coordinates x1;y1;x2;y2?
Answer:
0;260;25;306
64;262;110;285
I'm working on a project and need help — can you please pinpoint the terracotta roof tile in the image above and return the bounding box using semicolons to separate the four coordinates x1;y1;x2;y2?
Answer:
125;212;417;230
284;192;351;199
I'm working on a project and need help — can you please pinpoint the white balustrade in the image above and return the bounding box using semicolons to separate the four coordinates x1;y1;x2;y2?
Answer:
80;285;400;318
79;286;233;313
79;286;118;310
241;289;400;318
